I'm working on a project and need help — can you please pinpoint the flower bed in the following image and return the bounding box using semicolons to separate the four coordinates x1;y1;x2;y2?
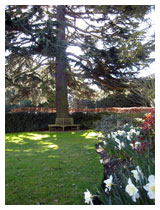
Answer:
84;110;155;205
10;107;154;114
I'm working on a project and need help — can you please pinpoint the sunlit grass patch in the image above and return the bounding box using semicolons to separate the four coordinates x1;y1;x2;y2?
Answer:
5;130;103;205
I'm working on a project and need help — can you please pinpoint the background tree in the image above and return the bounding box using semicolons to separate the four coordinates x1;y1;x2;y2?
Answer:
128;74;155;107
5;5;155;117
75;73;155;109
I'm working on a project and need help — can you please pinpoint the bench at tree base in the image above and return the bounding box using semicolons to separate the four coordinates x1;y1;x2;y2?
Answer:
48;118;80;131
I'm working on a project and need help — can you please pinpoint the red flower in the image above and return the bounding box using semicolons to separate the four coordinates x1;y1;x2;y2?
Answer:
135;110;155;155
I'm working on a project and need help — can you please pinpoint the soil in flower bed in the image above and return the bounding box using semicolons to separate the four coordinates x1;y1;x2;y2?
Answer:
94;143;129;204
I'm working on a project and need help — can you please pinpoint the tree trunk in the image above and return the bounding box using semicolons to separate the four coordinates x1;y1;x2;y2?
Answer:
56;5;69;118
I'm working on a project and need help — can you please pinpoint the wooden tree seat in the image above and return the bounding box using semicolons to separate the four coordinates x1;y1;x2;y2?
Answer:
48;118;80;131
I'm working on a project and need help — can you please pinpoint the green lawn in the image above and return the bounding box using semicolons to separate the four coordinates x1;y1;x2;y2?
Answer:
5;130;103;205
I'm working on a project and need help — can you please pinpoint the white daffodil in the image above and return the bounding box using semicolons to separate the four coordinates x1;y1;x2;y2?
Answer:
136;130;140;136
127;133;131;141
131;166;144;182
103;140;107;145
117;130;125;136
117;130;122;136
120;141;125;148
114;138;124;150
100;159;104;164
125;178;140;202
104;175;113;192
130;128;136;134
84;189;93;205
143;175;155;199
124;123;129;128
130;141;140;149
107;133;111;138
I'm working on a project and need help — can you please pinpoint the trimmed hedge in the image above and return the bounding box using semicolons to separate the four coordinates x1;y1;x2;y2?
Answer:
71;112;104;129
5;111;147;133
5;112;103;133
5;112;56;133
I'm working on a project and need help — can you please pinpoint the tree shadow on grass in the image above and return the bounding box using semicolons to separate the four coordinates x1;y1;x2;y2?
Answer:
5;130;103;205
5;130;96;154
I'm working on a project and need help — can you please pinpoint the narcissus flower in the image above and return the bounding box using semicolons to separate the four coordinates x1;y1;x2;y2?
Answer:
131;166;144;182
143;175;155;199
103;140;107;145
104;175;113;192
125;178;140;202
100;159;104;164
130;141;141;149
84;189;93;205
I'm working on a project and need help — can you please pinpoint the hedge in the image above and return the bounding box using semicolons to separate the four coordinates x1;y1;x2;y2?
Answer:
5;112;56;133
5;111;148;133
5;112;104;133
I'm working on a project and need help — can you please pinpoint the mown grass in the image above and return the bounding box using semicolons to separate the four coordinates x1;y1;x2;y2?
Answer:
5;130;103;205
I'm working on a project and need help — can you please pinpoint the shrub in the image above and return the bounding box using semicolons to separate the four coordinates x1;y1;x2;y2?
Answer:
5;112;104;133
5;112;56;133
94;112;145;134
71;112;104;129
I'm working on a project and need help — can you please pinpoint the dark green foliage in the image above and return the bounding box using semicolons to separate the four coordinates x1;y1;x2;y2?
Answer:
5;5;154;106
74;75;155;109
5;111;146;133
130;76;155;107
96;92;152;108
71;112;103;129
96;94;130;108
5;103;19;113
76;6;154;91
94;112;145;134
80;79;154;108
5;111;105;133
5;100;35;113
5;112;56;133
